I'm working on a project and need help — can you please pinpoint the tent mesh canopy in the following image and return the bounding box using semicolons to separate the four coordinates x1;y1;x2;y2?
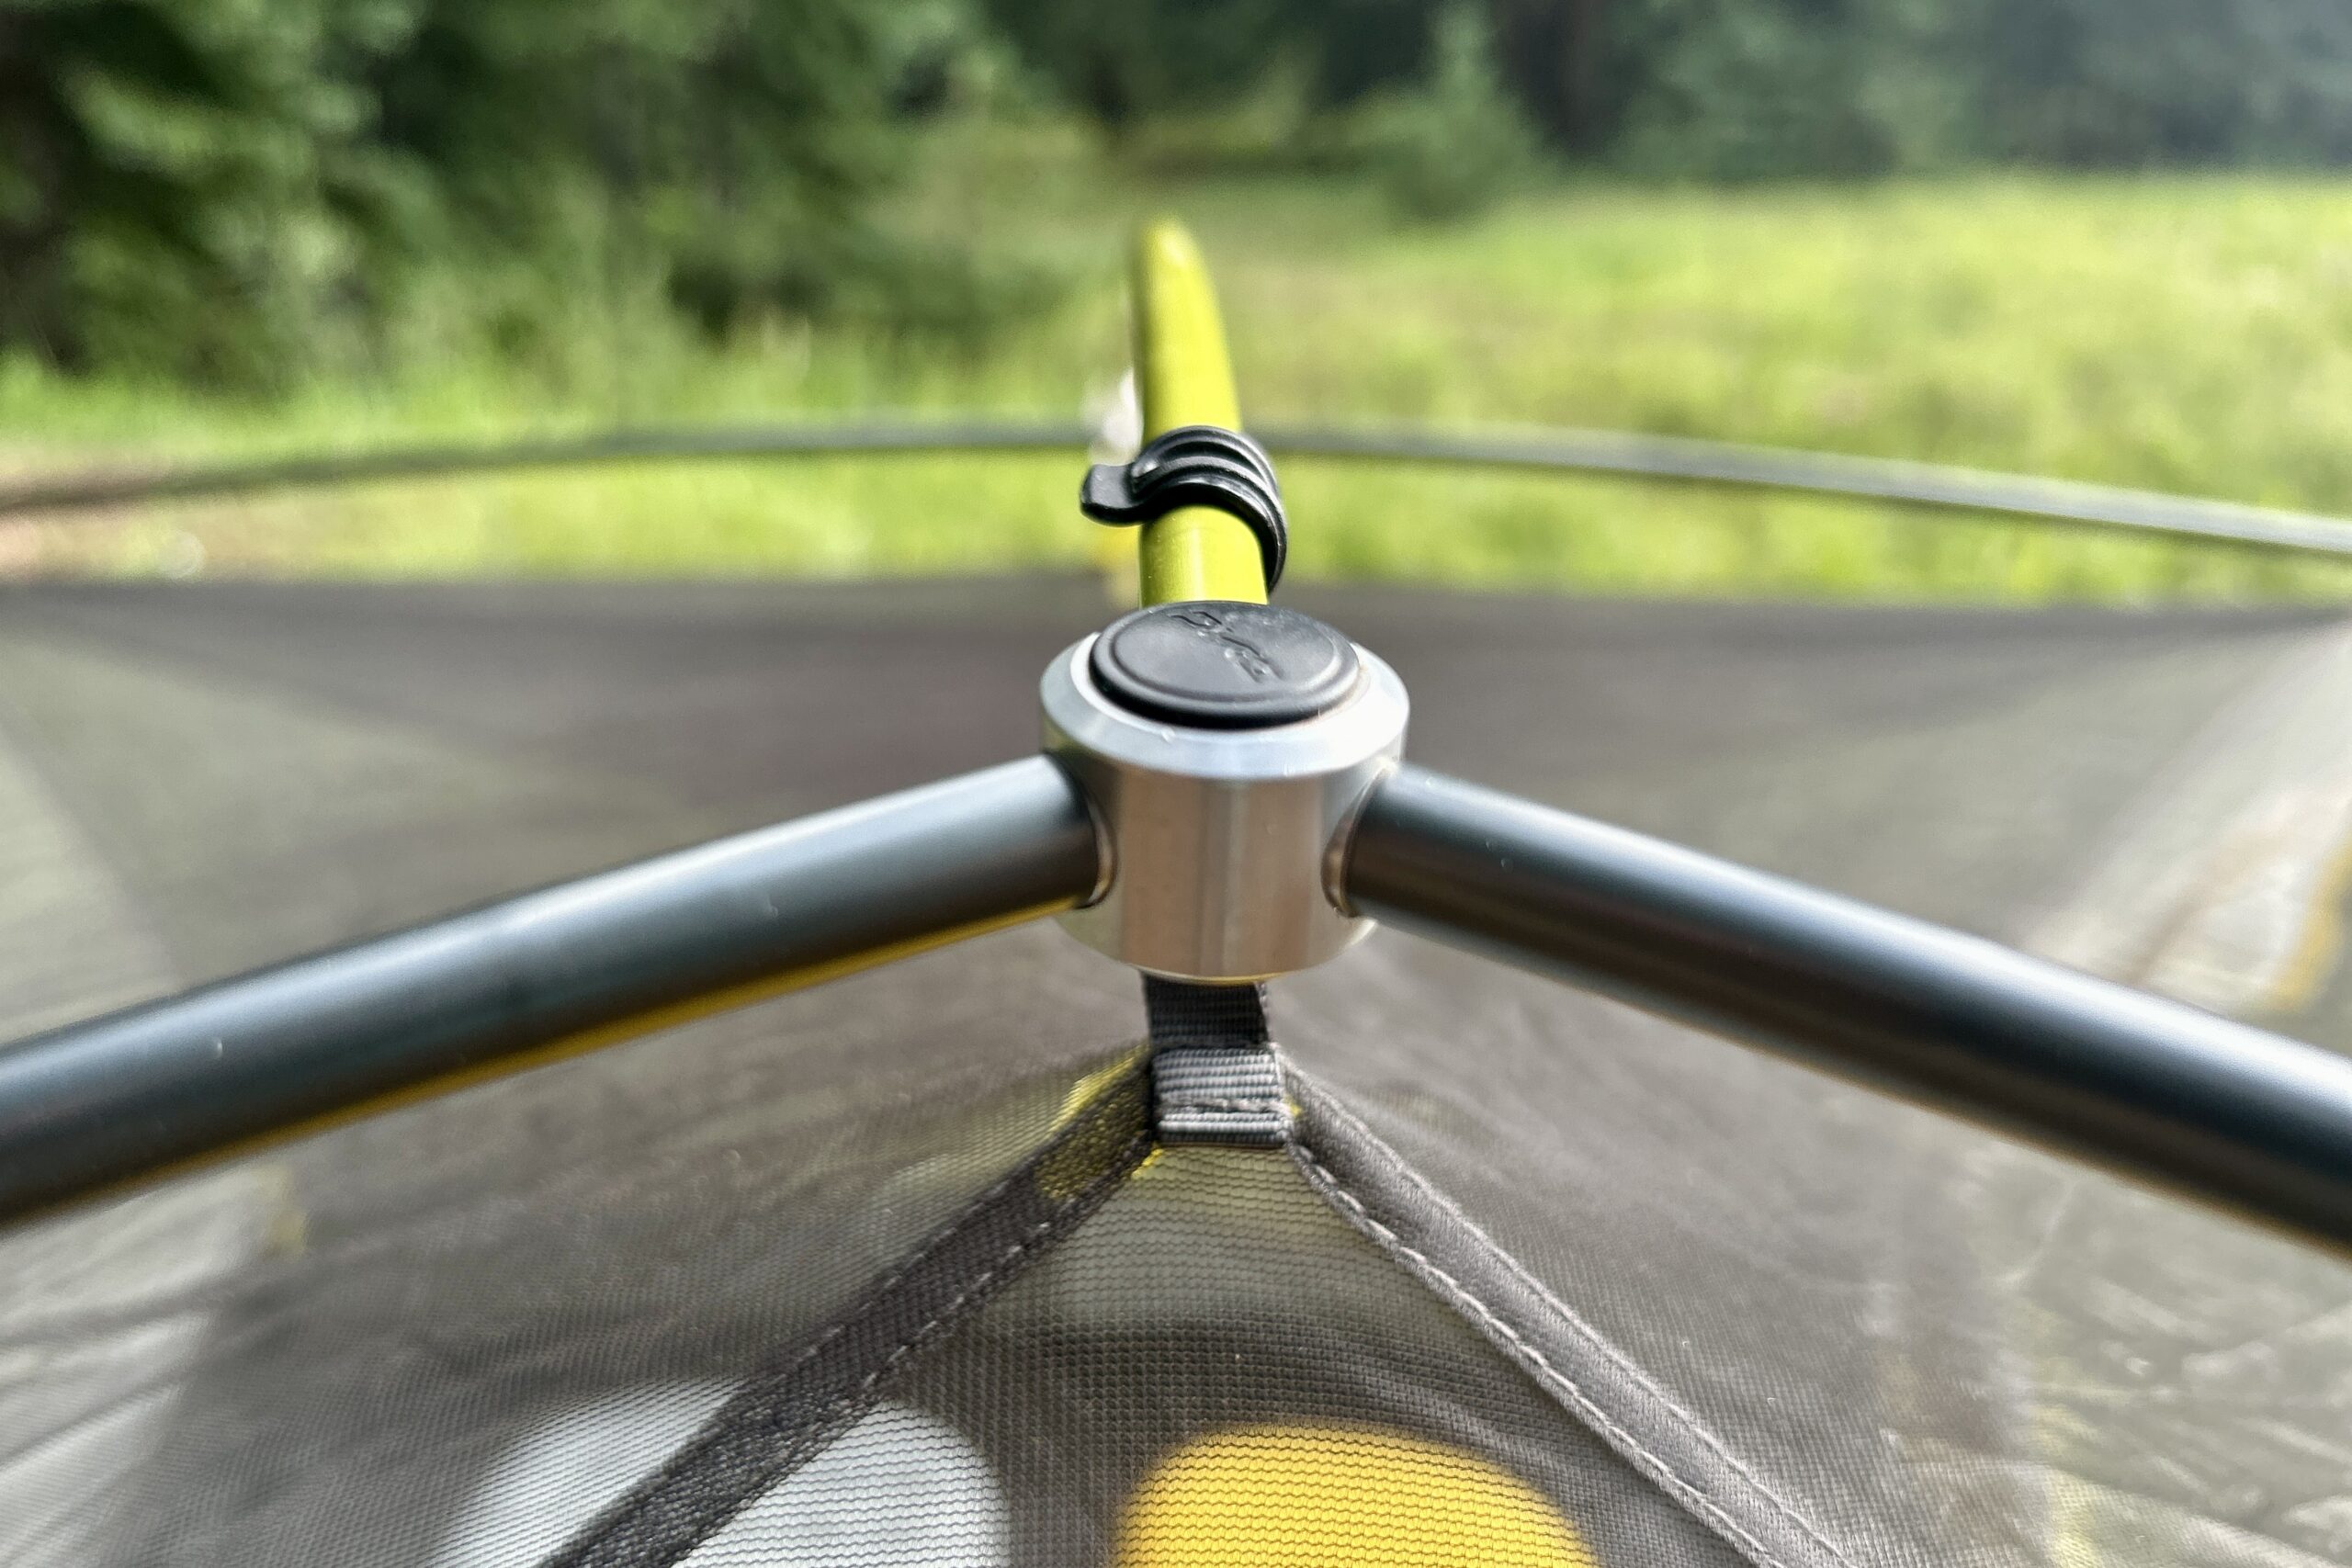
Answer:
5;579;2352;1567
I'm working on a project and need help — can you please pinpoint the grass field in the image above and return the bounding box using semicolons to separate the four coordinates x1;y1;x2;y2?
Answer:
7;130;2352;602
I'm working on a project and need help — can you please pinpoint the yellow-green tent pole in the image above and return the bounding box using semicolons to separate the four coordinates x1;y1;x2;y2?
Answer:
1129;220;1269;606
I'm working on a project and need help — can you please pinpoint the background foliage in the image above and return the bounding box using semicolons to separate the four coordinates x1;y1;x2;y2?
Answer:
0;0;986;382
12;143;2352;604
13;0;2352;383
7;1;2352;604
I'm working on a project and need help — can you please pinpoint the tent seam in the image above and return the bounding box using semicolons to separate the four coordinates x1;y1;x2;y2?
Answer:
1286;1071;1879;1568
776;1130;1152;1449
537;1071;1152;1568
1319;1101;1863;1564
1291;1140;1813;1568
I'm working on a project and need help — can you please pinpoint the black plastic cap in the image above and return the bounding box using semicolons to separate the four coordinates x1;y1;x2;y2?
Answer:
1089;603;1362;729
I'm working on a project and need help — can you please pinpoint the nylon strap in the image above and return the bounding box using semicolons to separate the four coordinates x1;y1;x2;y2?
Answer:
1143;976;1292;1148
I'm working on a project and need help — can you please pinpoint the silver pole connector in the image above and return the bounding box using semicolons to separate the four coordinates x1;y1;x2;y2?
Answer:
1043;603;1409;982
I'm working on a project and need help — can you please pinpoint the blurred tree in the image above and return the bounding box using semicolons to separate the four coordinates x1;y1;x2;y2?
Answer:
1354;3;1544;218
1518;0;2352;175
1305;0;1440;108
1488;0;1616;151
1608;0;1962;177
368;0;920;326
17;0;2352;386
0;0;414;378
982;0;2352;178
0;0;969;382
1968;0;2352;165
975;0;1298;134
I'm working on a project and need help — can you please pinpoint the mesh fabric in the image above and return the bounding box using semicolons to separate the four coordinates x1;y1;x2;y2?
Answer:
0;978;1142;1568
1282;926;2352;1566
4;581;2347;1567
888;1141;1752;1567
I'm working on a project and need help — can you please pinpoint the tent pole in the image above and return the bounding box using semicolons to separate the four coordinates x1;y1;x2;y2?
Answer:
1342;763;2352;1256
1130;220;1269;605
0;757;1103;1226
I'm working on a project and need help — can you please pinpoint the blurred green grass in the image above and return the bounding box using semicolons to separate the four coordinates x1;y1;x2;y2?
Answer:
7;136;2352;602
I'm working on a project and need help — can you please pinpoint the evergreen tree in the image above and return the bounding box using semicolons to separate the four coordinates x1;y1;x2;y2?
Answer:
976;0;1299;133
0;0;413;377
0;0;937;381
1969;0;2352;165
1610;0;1962;178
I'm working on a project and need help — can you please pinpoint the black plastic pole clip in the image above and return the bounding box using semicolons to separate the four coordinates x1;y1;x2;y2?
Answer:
1080;424;1288;592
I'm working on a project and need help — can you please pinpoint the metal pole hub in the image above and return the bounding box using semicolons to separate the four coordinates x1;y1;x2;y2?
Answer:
1043;602;1409;983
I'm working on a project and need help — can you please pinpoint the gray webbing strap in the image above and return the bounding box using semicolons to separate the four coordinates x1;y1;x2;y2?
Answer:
1142;976;1292;1148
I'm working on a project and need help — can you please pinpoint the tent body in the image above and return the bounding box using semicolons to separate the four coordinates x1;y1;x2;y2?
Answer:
5;579;2351;1567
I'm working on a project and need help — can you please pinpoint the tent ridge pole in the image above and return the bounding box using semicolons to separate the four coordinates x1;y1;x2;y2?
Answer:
0;756;1104;1226
1342;762;2352;1256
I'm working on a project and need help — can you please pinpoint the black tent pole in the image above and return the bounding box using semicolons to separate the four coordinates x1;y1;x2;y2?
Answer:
11;420;2352;565
1344;763;2352;1256
8;699;2352;1257
0;758;1102;1226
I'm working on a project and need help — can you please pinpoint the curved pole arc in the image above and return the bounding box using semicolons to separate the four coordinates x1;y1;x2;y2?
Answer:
1344;763;2352;1257
0;758;1103;1226
6;419;2350;566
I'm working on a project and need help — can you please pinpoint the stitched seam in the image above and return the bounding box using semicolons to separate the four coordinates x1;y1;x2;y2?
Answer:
1310;1091;1860;1568
1296;1142;1838;1568
729;1119;1055;1395
786;1068;1138;1366
558;1103;1147;1566
790;1125;1152;1439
